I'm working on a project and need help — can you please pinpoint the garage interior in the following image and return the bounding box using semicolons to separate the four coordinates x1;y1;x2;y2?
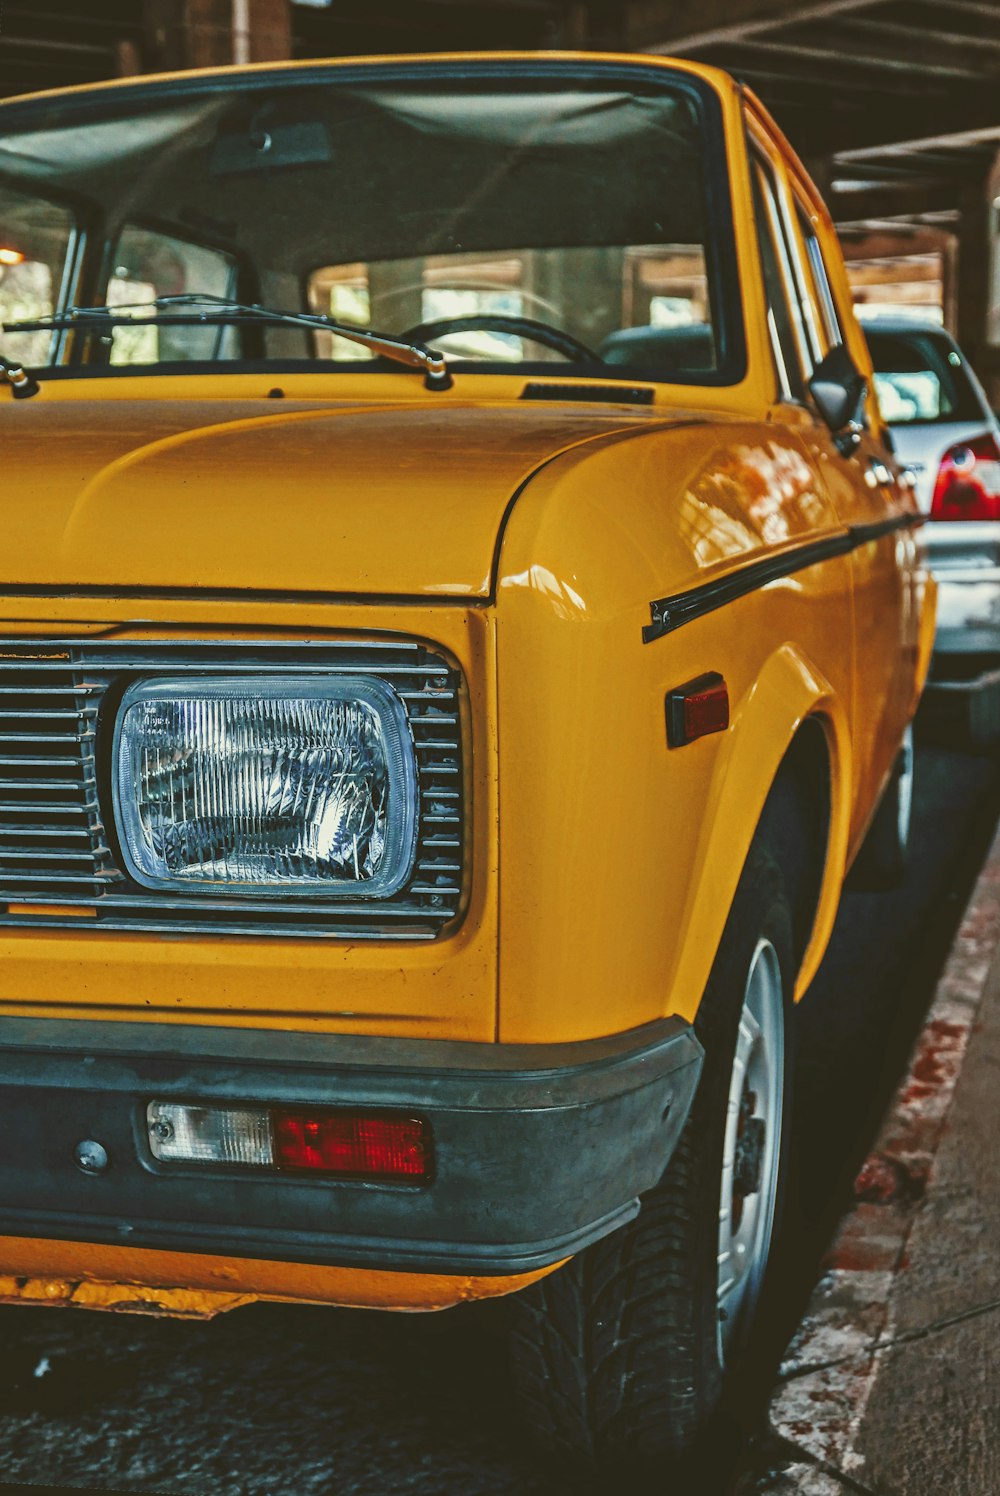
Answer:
0;9;999;1494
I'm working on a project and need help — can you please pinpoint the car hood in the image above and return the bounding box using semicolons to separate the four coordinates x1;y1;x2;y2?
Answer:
1;395;689;598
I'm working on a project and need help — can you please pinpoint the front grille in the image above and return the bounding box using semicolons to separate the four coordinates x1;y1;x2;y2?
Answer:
0;638;465;941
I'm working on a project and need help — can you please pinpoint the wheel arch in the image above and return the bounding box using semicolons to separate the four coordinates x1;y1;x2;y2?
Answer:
756;713;839;998
667;643;852;1022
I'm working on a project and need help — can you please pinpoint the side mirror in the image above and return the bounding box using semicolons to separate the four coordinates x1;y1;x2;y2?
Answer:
808;343;867;455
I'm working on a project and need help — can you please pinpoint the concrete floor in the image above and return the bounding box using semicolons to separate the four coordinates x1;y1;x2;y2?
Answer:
0;744;994;1496
847;907;1000;1496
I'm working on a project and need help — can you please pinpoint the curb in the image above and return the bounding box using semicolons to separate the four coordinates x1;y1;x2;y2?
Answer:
750;823;1000;1493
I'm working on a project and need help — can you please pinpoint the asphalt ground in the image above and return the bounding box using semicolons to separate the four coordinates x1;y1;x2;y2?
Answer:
0;742;995;1496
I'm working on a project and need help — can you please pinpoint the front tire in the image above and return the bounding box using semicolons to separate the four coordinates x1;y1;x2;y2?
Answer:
506;842;794;1477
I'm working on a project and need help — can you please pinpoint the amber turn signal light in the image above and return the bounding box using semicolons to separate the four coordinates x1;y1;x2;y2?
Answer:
666;672;729;748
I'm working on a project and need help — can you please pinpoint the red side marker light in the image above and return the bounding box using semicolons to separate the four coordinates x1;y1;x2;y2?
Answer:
274;1110;430;1180
666;672;729;748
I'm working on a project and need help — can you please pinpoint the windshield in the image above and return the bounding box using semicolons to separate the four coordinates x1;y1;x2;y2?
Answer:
0;63;741;385
865;327;986;426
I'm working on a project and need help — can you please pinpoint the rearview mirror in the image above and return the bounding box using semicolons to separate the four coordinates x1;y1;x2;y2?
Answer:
808;344;867;454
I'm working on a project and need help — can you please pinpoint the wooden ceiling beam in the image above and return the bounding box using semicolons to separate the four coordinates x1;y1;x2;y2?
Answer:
929;0;1000;19
687;33;975;80
833;154;987;181
830;183;965;222
711;60;942;99
626;0;879;53
837;227;953;259
836;14;1000;60
837;118;1000;158
769;82;1000;158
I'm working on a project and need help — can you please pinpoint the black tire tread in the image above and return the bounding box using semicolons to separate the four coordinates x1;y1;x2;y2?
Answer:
506;843;793;1474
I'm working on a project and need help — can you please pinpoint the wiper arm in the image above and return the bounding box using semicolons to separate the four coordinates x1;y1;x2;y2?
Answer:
5;294;453;391
0;354;40;400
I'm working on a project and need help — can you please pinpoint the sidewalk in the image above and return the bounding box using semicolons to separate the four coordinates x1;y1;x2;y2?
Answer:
748;824;1000;1495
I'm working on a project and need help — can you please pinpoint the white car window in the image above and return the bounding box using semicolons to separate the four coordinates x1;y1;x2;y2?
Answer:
866;327;985;427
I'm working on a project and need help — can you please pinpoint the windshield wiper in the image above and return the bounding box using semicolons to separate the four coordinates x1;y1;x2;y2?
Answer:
0;354;40;400
5;293;453;391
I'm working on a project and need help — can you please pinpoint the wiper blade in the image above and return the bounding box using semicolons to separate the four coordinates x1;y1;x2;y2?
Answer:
5;294;453;391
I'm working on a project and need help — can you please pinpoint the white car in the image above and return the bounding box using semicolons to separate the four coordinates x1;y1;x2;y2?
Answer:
865;318;1000;662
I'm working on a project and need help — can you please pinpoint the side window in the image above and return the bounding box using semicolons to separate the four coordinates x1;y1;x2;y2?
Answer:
106;226;239;364
750;155;806;400
793;197;843;353
0;183;77;368
768;179;825;371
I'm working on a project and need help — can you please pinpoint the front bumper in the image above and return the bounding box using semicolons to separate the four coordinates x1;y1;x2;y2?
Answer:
0;1016;702;1277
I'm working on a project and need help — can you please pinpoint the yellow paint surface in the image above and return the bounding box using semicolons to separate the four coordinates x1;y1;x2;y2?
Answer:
0;1239;558;1316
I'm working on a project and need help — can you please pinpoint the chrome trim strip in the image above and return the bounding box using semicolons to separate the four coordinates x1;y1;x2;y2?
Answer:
643;512;922;644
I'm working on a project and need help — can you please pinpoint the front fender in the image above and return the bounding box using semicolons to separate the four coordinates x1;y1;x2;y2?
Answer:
494;421;862;1043
666;643;852;1014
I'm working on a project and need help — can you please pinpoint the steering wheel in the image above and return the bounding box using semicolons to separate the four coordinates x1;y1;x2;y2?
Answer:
401;313;603;364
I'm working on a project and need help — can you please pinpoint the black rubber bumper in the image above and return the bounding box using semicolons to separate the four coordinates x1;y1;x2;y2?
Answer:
0;1015;703;1276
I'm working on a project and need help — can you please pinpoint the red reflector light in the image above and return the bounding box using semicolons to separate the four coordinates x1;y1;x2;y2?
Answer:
931;433;1000;521
274;1111;430;1180
666;671;729;748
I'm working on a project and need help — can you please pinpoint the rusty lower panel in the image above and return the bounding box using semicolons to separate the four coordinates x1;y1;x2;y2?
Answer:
0;1236;561;1318
0;1275;253;1319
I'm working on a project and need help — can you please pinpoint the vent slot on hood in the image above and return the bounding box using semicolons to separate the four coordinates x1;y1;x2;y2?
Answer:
520;382;655;406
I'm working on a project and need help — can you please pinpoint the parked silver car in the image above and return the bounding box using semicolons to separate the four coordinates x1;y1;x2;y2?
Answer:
865;318;1000;661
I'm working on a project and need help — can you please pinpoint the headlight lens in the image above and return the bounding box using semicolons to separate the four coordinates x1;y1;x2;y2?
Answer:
113;676;417;895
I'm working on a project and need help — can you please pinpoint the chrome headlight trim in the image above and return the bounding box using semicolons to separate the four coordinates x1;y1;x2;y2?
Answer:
112;673;419;898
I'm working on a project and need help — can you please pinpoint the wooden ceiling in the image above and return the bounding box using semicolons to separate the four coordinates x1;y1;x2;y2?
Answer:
624;0;1000;234
0;1;144;99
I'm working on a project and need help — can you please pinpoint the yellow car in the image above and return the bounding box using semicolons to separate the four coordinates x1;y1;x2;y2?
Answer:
0;50;932;1474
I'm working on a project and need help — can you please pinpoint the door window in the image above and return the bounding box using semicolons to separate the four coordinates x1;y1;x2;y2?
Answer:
750;155;806;400
0;184;77;367
769;182;825;370
106;226;239;364
793;198;843;353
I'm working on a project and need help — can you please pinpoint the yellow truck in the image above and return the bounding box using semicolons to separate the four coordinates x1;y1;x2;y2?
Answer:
0;50;932;1474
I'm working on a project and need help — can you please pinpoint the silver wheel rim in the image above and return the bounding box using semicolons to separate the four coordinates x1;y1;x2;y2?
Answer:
897;725;914;853
716;936;784;1363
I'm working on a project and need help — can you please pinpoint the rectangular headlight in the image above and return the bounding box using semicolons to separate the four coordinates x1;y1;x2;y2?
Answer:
113;676;417;895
